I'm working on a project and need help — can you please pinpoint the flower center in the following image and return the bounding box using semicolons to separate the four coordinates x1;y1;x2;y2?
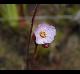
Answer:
39;31;47;38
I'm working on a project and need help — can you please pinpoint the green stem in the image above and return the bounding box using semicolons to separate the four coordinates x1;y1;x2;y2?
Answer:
34;44;38;59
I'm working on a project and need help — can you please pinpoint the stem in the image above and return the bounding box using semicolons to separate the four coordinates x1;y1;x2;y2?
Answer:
34;44;38;59
25;4;40;70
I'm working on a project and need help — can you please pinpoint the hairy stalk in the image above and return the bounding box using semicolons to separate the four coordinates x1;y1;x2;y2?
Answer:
25;4;40;70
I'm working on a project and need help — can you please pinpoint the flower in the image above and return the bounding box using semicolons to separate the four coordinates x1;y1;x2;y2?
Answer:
33;23;56;44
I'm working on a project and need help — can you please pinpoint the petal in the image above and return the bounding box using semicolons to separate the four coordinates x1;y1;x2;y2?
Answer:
36;37;44;44
44;26;56;43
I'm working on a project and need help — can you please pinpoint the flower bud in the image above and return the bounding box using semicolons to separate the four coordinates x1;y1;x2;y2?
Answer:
42;43;49;48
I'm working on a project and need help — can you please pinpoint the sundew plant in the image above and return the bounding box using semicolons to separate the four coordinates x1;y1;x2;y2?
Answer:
0;4;80;70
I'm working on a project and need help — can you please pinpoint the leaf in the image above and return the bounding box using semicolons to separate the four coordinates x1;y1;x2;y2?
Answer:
0;4;19;29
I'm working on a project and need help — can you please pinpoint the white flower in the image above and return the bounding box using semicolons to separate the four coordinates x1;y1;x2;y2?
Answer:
34;23;56;44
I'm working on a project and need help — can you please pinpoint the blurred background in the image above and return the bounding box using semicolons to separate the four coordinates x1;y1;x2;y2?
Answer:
0;4;80;70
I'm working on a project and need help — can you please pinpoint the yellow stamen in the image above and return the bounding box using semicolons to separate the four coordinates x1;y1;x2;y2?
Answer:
39;31;47;38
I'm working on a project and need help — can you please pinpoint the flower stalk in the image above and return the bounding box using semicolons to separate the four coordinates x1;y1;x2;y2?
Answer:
25;4;40;70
